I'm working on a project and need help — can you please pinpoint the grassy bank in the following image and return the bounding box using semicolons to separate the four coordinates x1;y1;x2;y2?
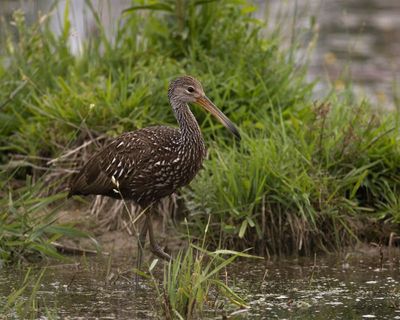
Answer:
0;0;399;264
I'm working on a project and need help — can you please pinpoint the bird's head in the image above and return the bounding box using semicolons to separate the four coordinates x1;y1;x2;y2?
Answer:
168;76;241;140
168;75;205;104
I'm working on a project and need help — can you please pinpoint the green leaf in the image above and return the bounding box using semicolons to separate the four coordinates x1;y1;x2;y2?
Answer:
149;258;159;272
30;243;67;260
123;3;173;14
46;225;89;238
238;219;247;238
211;249;262;259
247;216;255;227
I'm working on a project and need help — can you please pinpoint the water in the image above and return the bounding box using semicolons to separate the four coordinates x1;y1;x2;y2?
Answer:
0;256;158;319
309;0;400;108
234;253;400;319
1;250;399;319
263;0;400;108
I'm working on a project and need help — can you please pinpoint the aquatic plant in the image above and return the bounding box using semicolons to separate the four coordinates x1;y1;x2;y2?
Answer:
147;243;252;319
166;248;247;318
0;268;57;319
0;174;87;264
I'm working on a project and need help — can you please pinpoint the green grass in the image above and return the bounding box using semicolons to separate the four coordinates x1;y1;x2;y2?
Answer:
0;0;399;263
162;247;249;319
0;0;310;157
144;244;253;319
0;173;88;264
186;99;400;254
134;214;252;318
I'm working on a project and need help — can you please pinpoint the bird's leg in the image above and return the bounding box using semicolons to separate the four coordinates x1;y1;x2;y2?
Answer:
147;210;172;261
136;214;149;271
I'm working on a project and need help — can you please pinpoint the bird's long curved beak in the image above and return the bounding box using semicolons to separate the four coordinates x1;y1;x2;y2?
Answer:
196;96;241;140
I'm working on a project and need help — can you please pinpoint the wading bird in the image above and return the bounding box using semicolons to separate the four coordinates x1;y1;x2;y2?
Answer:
68;76;240;266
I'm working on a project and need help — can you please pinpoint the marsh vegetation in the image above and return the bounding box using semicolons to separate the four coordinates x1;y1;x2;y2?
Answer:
0;0;399;318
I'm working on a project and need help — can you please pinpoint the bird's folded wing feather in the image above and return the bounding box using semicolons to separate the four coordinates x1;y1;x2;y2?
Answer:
68;127;179;197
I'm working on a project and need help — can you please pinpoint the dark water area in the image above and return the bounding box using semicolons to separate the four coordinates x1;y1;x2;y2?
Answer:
1;250;399;319
236;253;400;319
0;256;158;319
304;0;400;108
262;0;400;108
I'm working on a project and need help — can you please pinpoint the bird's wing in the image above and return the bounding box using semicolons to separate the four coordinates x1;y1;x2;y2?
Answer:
68;126;179;197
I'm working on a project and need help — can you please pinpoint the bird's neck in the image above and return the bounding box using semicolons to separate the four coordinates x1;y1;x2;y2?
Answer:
173;102;204;147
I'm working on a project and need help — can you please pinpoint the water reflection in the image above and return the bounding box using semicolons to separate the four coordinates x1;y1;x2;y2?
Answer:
0;256;158;319
308;0;400;108
1;251;399;319
234;253;400;319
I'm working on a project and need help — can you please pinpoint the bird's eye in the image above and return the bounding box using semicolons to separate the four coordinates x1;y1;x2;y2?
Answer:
187;86;195;93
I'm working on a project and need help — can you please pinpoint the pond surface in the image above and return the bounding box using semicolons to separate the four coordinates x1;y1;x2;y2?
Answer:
1;250;399;319
264;0;400;108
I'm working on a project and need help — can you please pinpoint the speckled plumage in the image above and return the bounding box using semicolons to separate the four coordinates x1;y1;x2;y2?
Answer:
68;75;240;262
68;125;205;206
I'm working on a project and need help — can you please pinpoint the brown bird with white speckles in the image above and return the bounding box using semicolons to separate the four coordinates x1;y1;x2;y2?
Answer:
68;76;240;266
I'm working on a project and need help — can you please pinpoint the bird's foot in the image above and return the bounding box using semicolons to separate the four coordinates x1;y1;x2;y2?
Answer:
150;243;172;261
